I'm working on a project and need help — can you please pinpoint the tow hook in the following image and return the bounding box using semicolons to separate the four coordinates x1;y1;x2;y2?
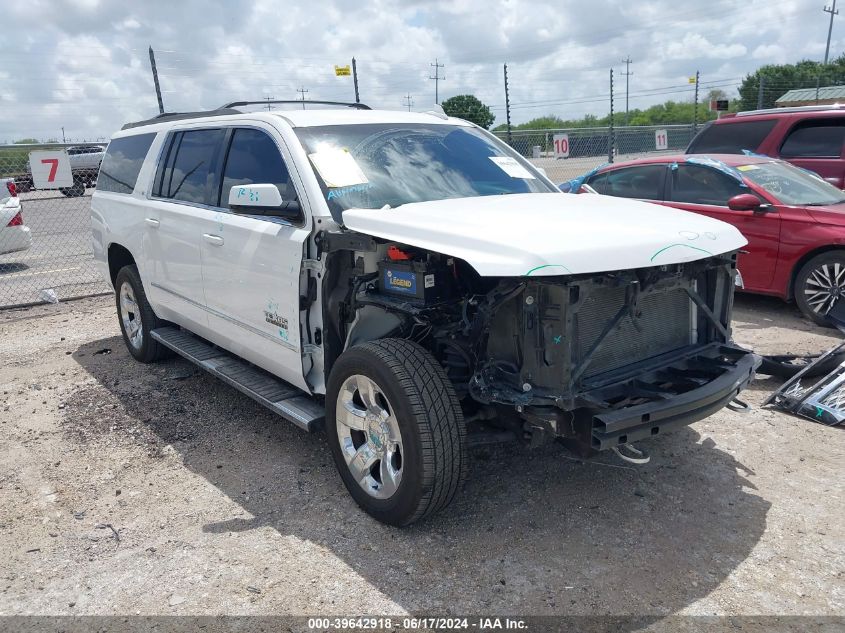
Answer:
726;397;751;413
611;443;651;465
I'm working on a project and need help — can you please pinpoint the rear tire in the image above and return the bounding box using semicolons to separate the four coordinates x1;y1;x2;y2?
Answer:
794;251;845;327
326;339;467;526
114;265;173;363
60;177;85;197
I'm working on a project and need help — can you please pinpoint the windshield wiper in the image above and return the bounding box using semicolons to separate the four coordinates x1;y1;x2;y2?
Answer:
804;199;845;206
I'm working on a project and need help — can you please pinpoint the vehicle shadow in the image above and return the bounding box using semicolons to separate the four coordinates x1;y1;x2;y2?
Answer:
71;337;770;618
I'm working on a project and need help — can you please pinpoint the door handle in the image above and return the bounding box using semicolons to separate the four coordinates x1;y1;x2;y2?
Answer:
202;233;224;246
144;218;160;228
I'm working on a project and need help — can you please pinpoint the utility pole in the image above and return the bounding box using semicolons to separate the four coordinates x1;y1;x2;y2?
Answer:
148;46;165;115
621;57;633;126
263;96;275;111
352;57;360;103
824;0;839;64
692;70;700;132
403;94;414;111
61;127;65;143
608;68;615;163
757;76;765;110
297;86;309;110
503;63;512;144
430;58;445;104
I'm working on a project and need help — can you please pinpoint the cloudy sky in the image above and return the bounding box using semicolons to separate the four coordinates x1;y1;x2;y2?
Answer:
0;0;834;142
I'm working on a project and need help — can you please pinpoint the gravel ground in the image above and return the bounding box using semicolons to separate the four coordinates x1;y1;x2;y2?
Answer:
0;293;843;619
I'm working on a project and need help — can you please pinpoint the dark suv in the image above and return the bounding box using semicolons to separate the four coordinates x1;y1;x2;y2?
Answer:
687;105;845;188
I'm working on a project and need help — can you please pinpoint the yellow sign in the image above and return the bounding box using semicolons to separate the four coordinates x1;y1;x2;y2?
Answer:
688;76;697;84
334;65;351;76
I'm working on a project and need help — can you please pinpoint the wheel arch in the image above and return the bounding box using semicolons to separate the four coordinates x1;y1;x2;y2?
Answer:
107;243;136;287
788;245;845;300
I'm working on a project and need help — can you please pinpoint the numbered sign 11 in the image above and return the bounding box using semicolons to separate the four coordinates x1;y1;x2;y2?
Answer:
553;134;570;159
29;150;73;189
655;129;669;151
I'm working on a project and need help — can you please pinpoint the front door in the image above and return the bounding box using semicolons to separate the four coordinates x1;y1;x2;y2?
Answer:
664;163;782;292
199;126;310;390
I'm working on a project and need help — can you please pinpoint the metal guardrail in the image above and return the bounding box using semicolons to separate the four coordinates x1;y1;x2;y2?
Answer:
0;143;109;308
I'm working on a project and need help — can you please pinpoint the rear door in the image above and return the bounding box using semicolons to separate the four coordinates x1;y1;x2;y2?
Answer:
199;124;310;390
144;127;226;331
665;164;781;290
776;118;845;189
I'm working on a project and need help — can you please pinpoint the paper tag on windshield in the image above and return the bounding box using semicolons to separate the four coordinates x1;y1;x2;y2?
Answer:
308;148;368;188
737;165;759;171
489;156;535;179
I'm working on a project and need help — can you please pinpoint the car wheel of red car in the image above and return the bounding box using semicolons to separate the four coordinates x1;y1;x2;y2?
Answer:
795;251;845;327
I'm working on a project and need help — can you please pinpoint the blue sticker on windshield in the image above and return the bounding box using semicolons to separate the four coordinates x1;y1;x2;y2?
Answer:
327;183;373;200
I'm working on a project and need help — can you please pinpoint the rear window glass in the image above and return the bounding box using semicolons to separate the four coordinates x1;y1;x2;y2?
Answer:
780;119;845;158
98;133;155;194
587;165;666;200
687;119;777;154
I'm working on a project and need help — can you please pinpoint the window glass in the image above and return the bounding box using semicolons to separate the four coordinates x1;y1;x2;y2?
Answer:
220;128;293;207
740;160;845;206
687;119;777;154
670;165;748;206
294;123;554;218
780;120;845;158
98;133;156;194
160;129;225;204
587;165;665;200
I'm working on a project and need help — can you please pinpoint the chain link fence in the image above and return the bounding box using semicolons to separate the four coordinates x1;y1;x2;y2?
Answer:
499;124;697;184
0;143;109;308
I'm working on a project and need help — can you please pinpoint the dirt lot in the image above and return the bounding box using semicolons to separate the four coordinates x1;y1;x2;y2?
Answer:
0;293;843;619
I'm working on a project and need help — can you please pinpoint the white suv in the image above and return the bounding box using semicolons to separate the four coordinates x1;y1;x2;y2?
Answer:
92;101;758;525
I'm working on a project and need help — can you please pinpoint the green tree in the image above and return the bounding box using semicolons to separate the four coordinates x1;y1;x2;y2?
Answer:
441;95;496;129
14;138;39;144
738;55;845;110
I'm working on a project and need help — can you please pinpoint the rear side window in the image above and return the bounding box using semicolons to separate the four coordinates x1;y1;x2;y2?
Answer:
219;128;293;207
687;119;777;154
98;133;155;194
780;119;845;158
156;129;225;204
587;165;666;200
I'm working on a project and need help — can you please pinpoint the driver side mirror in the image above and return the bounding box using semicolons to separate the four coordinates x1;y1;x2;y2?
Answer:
728;193;767;212
228;184;301;219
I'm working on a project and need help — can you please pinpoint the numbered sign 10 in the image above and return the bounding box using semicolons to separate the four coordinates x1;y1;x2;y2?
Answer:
29;150;73;189
553;134;570;159
655;129;669;151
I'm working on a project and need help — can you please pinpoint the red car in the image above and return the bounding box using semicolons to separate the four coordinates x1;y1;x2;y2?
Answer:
687;105;845;188
573;154;845;325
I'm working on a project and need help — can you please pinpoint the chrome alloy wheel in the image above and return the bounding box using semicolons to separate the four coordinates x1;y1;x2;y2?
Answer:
804;262;845;315
119;281;143;350
335;374;403;499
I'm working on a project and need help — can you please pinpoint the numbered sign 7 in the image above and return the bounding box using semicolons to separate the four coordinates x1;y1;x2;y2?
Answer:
28;150;73;189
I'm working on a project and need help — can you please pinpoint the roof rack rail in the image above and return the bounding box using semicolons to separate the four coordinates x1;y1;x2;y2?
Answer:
121;108;241;130
220;99;371;110
734;104;845;117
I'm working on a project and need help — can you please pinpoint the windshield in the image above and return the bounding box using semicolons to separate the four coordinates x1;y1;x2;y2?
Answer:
294;123;555;215
739;161;845;206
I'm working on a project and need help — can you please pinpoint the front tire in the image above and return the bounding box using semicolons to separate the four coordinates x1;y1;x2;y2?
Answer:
326;339;467;526
794;251;845;327
114;265;172;363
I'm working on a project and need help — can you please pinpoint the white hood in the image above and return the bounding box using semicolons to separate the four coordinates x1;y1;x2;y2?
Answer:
342;193;747;277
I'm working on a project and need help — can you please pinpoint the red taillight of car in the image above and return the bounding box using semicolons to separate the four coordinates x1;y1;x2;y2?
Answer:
6;181;17;197
7;211;23;227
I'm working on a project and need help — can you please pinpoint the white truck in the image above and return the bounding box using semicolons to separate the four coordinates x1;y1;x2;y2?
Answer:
92;101;758;525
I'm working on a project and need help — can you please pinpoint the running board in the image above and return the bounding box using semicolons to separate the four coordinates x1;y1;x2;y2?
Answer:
150;327;324;432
